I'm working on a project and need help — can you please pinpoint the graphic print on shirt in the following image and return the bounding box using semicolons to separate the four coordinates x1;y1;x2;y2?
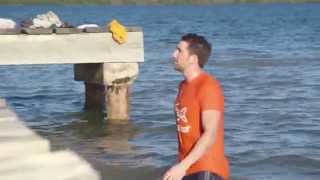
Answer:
175;103;191;133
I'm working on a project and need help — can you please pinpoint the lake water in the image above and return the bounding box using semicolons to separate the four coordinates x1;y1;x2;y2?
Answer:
0;3;319;180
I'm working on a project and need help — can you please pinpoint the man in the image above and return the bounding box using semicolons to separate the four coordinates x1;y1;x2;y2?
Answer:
163;34;229;180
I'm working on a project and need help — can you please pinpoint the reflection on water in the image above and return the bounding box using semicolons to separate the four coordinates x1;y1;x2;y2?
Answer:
42;111;160;180
95;119;136;155
41;111;137;164
74;112;168;180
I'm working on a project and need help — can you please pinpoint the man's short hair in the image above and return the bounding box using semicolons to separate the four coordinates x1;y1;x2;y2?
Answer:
181;33;212;68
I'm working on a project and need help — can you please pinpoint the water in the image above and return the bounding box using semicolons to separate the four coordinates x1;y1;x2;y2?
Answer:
0;3;320;180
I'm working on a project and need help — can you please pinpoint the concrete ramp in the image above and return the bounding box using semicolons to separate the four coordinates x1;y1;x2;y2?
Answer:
0;99;100;180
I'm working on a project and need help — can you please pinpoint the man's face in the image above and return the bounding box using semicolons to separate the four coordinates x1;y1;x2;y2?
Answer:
172;41;192;72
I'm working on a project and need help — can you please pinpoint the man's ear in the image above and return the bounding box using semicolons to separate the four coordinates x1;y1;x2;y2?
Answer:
189;54;199;65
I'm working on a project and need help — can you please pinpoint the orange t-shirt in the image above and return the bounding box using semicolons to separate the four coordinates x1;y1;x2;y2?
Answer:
175;72;229;180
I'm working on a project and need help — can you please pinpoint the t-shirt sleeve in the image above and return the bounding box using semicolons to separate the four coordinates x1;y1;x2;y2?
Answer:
198;80;224;112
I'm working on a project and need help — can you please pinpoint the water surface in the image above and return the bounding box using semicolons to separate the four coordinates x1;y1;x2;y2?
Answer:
0;4;319;180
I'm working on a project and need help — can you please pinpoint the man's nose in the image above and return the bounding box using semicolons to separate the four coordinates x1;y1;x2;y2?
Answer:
172;50;177;59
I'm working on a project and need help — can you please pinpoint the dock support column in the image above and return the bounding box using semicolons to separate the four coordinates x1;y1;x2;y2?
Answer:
103;63;138;121
84;82;105;111
106;84;129;121
74;63;138;121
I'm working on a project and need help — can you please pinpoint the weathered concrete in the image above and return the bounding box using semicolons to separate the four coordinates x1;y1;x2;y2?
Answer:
0;119;36;137
0;28;144;120
0;109;19;120
0;31;144;65
75;62;138;120
106;84;130;121
74;63;138;85
54;28;82;34
0;99;100;180
84;82;105;111
103;63;138;86
0;107;50;160
0;151;100;180
21;28;53;35
74;63;103;84
0;135;50;161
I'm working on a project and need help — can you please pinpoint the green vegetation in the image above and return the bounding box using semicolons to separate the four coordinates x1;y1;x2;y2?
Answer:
0;0;318;4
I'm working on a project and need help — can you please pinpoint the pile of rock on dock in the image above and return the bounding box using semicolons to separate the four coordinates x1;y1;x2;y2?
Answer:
0;11;108;35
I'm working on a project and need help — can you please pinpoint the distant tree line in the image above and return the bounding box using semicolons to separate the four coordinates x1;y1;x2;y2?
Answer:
0;0;318;4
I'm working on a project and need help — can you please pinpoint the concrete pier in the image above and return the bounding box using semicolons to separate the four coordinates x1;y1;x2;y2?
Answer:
0;99;100;180
0;29;144;65
0;28;144;121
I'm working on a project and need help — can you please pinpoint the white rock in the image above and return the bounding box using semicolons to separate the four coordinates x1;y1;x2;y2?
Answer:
0;18;16;29
77;24;99;29
31;11;62;28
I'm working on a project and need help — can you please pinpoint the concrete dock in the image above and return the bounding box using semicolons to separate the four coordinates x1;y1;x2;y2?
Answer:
0;98;101;180
0;28;144;121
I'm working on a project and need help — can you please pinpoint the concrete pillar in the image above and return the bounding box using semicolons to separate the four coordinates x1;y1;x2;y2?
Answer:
106;84;129;121
103;63;138;121
74;63;138;121
84;82;105;111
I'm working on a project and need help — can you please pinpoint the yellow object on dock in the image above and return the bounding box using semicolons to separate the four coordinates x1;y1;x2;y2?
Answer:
108;19;128;44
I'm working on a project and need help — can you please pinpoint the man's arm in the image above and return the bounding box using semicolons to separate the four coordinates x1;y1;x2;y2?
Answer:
163;109;221;180
179;109;220;169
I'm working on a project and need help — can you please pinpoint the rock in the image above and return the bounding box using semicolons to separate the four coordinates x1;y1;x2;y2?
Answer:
31;11;62;29
20;19;33;28
77;24;99;29
0;18;16;29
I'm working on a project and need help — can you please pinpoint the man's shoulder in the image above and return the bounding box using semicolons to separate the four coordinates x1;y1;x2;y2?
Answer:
195;73;223;99
200;72;221;87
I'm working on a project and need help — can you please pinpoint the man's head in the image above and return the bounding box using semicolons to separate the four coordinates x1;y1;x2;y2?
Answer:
172;33;212;72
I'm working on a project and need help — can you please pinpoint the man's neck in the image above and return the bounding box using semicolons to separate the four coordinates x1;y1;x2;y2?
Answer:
183;66;203;83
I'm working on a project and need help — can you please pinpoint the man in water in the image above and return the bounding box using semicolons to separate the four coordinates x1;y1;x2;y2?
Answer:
163;34;229;180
